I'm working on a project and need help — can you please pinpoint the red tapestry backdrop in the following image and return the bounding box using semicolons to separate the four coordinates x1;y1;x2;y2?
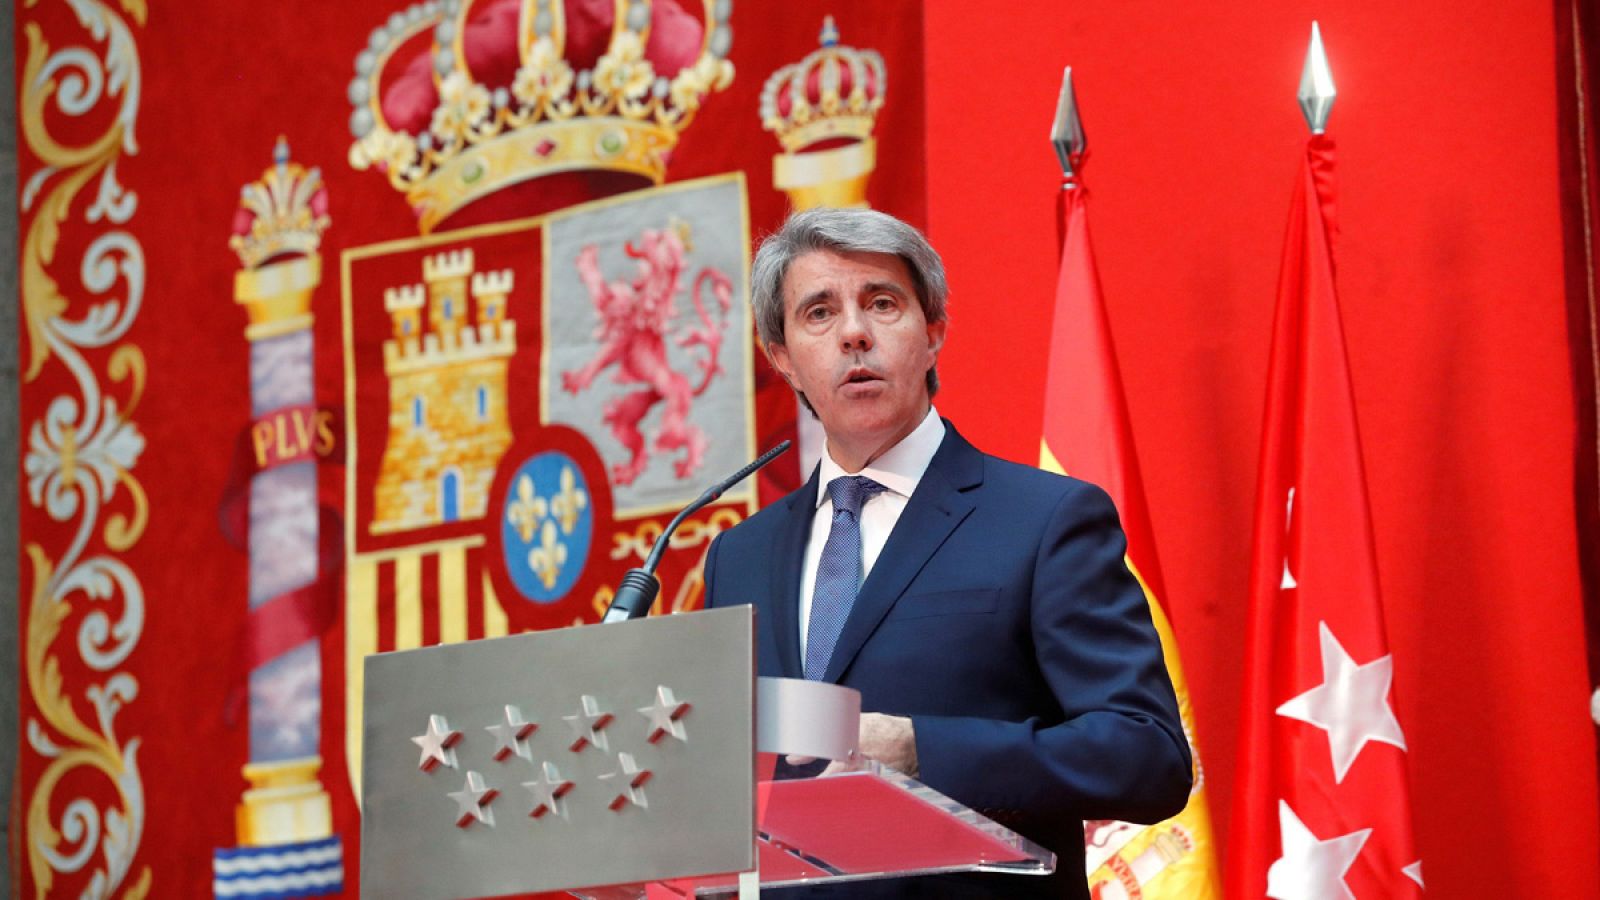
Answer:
15;1;925;895
14;0;1600;898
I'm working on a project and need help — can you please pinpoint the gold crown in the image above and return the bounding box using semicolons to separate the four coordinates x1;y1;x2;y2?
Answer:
348;0;735;233
230;136;331;270
759;17;885;153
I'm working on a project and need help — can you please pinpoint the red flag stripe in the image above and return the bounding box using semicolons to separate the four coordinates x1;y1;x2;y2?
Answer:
420;551;441;647
467;543;486;639
375;557;397;654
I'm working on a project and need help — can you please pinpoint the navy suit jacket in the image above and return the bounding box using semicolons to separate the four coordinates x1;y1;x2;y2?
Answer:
705;422;1192;899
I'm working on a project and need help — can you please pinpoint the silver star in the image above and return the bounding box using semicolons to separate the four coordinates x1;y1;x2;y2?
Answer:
638;685;691;744
598;752;652;811
563;695;613;753
411;714;462;773
1402;860;1424;888
1266;800;1369;900
522;760;575;819
1276;621;1407;783
485;704;537;762
447;770;498;828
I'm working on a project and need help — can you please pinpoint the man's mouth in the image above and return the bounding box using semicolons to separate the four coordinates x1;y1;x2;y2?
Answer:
843;367;883;386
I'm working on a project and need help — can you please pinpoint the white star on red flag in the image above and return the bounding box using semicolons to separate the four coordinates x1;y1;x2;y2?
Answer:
1266;800;1370;900
1275;621;1407;782
1402;860;1424;887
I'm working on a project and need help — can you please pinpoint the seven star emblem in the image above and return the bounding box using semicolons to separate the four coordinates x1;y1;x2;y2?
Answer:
1267;800;1370;900
417;686;701;826
1275;621;1406;782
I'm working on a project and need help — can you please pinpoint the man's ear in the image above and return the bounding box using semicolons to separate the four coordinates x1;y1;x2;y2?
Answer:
766;342;795;387
926;319;947;357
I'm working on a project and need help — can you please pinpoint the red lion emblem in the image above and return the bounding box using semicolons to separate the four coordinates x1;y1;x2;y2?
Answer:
561;220;733;485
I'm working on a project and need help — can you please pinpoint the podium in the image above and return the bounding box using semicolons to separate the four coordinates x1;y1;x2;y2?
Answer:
360;606;1054;898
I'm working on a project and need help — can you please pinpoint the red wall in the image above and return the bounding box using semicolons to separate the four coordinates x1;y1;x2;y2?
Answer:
923;2;1599;896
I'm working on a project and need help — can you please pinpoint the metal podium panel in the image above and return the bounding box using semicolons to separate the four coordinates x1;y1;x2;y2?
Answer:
360;606;755;899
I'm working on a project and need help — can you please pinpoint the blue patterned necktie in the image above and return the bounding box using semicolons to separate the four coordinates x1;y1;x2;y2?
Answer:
804;475;888;680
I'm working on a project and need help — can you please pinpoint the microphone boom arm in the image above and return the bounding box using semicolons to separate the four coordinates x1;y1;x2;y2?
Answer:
602;440;792;623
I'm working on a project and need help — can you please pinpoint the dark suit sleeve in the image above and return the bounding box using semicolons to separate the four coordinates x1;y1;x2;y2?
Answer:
910;481;1194;826
703;532;723;609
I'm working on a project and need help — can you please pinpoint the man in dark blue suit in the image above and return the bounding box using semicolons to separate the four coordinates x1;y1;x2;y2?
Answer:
705;208;1192;898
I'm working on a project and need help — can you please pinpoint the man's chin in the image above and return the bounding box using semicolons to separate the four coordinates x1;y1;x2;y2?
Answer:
821;411;920;456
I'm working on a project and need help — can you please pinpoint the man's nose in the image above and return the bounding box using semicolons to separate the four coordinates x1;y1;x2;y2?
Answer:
838;306;872;351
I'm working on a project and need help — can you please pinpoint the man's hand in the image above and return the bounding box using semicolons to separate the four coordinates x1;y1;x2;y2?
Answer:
851;712;917;776
786;713;919;776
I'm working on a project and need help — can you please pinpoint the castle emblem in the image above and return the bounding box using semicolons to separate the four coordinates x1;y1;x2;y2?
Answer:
372;248;516;533
561;219;732;486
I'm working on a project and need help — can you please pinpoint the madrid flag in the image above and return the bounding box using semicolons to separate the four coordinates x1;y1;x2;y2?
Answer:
1225;135;1423;899
1041;181;1223;899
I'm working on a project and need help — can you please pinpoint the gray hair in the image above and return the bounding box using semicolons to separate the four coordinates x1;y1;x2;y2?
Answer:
750;207;949;397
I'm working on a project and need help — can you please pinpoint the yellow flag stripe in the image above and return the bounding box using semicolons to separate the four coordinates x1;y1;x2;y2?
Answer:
1040;439;1067;477
345;559;379;802
393;553;423;650
439;544;468;645
483;572;509;637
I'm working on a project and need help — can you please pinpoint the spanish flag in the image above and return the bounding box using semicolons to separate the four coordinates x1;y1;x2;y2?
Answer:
1040;180;1223;899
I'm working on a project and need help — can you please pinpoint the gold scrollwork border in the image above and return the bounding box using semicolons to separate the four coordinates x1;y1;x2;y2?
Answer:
609;507;744;564
18;0;151;897
593;507;744;619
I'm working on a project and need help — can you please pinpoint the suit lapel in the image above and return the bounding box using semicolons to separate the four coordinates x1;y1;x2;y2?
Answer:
821;424;984;684
769;467;818;679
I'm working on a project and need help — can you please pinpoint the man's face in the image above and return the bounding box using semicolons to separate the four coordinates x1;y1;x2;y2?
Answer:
768;249;946;468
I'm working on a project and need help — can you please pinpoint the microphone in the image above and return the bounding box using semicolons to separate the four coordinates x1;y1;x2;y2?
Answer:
601;440;793;623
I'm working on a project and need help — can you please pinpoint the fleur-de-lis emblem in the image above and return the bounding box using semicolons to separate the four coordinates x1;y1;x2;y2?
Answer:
528;519;568;590
507;474;548;543
551;465;589;535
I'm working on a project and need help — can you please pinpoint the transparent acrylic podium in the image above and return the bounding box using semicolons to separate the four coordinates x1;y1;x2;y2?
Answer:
672;759;1056;898
359;606;1054;899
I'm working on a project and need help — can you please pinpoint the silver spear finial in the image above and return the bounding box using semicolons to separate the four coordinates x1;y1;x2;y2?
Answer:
1298;21;1337;134
1051;66;1087;180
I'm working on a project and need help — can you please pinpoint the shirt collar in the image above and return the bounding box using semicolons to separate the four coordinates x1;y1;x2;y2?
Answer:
815;406;946;508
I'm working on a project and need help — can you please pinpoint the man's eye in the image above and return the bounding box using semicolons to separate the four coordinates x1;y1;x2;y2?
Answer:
871;295;898;311
804;306;831;321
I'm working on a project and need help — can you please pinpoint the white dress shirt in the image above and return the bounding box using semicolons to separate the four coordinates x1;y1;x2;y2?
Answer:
797;406;946;659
